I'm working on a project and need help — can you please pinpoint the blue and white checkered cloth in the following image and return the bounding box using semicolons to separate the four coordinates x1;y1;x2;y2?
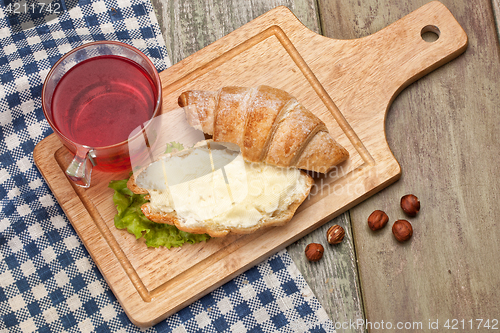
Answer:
0;0;336;331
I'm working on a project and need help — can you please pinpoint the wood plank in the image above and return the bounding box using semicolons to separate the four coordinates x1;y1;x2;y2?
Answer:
317;0;500;329
493;0;500;42
35;2;467;327
150;0;321;64
290;214;366;331
149;0;366;325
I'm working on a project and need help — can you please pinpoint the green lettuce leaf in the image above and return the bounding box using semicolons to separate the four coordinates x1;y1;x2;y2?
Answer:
108;178;210;248
165;141;185;153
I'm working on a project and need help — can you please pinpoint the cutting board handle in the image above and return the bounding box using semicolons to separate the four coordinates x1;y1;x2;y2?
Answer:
323;1;468;114
372;1;466;89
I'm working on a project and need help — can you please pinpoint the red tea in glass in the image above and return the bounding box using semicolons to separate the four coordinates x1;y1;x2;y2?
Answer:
51;55;157;148
42;41;162;188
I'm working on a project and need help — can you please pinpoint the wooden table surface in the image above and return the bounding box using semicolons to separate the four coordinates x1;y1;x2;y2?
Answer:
149;0;500;331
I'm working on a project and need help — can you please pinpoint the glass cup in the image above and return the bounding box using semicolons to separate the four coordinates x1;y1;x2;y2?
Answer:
42;41;162;188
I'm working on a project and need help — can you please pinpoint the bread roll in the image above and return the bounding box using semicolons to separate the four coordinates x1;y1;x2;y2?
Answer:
127;142;314;237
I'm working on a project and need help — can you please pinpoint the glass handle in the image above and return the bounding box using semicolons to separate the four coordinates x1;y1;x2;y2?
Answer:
65;146;96;188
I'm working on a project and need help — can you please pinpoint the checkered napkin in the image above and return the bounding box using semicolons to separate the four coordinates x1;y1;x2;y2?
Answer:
0;0;336;331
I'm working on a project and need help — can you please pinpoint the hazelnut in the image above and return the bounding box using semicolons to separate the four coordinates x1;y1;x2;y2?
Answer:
305;243;324;262
392;220;413;242
326;225;345;244
401;194;420;216
367;210;389;231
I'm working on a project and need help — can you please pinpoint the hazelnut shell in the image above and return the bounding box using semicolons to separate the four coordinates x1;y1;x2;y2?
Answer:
305;243;324;262
327;225;345;244
367;210;389;231
401;194;420;217
392;219;413;242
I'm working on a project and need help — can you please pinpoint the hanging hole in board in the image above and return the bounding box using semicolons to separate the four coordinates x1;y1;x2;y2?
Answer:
421;25;440;43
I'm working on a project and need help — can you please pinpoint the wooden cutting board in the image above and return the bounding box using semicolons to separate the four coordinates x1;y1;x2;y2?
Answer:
34;1;467;327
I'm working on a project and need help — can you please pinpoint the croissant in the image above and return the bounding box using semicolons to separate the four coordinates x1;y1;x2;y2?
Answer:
178;85;349;173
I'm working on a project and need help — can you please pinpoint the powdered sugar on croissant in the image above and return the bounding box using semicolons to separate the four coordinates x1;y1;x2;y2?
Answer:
178;85;349;173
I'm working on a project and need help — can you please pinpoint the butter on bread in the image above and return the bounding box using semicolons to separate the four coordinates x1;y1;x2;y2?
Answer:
127;142;314;237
